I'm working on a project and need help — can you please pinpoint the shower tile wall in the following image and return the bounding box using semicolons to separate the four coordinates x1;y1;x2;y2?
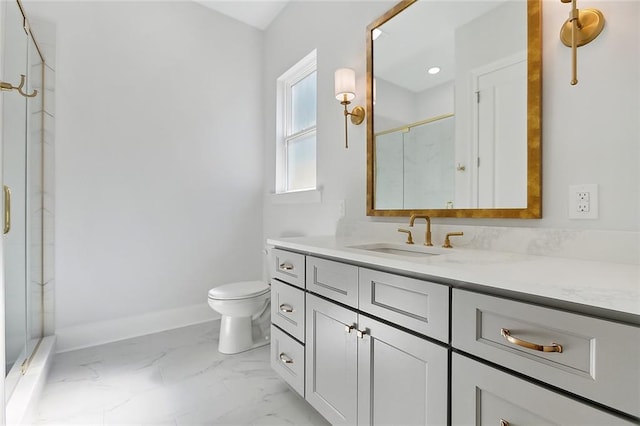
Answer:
30;18;56;337
28;43;44;341
42;62;55;337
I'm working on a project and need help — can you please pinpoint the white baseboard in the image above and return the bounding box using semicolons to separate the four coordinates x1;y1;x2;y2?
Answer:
55;303;219;353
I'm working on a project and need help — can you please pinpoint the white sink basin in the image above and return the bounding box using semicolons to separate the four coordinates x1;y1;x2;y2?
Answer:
348;243;448;257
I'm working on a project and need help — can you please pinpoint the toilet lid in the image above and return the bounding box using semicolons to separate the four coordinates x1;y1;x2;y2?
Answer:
208;281;269;300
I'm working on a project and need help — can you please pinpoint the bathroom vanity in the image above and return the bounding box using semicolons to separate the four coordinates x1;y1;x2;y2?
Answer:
267;236;640;425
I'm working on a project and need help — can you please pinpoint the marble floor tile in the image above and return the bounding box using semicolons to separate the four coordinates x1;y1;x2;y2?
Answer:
30;322;329;426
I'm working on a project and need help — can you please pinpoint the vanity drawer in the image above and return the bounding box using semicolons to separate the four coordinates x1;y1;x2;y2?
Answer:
452;289;640;417
306;256;358;308
270;325;305;397
359;268;449;343
271;248;305;289
452;353;636;425
271;280;305;342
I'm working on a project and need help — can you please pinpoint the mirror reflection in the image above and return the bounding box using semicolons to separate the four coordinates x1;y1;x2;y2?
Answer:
368;0;541;217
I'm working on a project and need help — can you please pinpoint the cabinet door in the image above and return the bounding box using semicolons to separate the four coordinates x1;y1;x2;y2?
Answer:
452;354;636;425
306;294;358;425
357;315;448;426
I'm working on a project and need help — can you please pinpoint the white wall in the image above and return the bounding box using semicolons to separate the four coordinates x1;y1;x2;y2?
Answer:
263;1;397;240
25;1;265;350
263;0;640;240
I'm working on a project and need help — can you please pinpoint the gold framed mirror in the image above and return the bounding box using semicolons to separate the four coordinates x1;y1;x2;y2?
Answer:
366;0;541;218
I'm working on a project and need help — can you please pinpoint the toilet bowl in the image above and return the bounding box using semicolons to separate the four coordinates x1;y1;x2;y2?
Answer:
207;281;270;354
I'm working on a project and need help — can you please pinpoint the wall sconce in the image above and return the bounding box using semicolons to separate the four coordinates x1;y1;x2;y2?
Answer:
559;0;605;85
334;68;365;149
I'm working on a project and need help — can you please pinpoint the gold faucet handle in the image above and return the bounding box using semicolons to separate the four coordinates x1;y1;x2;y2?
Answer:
397;228;414;244
443;232;464;248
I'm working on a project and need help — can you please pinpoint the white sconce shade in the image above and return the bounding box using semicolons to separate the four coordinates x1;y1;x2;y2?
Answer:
334;68;356;102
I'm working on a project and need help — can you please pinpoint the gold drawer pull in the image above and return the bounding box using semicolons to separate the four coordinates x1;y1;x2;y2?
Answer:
500;420;510;426
279;304;294;313
279;263;294;271
279;353;293;364
500;328;563;353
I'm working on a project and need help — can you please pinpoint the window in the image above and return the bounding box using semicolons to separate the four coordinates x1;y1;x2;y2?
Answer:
276;50;317;193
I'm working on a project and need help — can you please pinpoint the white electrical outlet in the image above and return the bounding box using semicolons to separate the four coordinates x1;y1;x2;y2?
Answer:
569;184;598;219
338;200;346;217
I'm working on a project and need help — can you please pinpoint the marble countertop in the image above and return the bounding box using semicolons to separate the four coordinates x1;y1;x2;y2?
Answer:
267;236;640;320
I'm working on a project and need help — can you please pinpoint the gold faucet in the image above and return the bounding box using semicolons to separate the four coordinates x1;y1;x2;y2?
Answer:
442;232;464;248
408;214;433;246
397;228;414;244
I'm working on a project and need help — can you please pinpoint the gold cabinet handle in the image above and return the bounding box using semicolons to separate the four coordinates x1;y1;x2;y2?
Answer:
3;186;10;235
356;329;368;339
345;324;355;334
279;304;294;313
500;328;563;353
279;263;294;271
279;353;293;364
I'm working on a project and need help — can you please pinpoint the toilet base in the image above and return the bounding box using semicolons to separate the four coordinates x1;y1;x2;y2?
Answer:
218;315;269;354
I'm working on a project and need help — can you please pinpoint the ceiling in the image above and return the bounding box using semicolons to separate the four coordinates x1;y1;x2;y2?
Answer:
194;1;290;30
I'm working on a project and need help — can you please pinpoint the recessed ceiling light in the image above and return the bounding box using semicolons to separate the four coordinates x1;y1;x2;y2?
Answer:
372;28;382;40
427;66;441;75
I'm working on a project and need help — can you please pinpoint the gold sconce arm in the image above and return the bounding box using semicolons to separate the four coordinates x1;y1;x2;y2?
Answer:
340;98;366;149
0;74;38;98
559;0;605;85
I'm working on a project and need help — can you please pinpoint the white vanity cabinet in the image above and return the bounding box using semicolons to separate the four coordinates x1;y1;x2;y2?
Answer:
305;294;448;426
269;244;640;425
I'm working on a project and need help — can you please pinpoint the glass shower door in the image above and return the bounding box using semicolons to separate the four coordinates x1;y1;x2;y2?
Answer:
2;0;29;398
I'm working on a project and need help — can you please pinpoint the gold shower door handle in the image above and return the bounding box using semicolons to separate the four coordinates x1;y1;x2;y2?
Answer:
3;185;10;235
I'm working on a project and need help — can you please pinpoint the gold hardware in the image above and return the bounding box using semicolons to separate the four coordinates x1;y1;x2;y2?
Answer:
356;329;368;339
408;214;432;246
559;0;605;85
397;228;414;244
456;163;466;172
341;97;366;149
500;328;563;353
279;262;294;271
279;353;293;364
0;74;38;98
345;324;355;334
279;304;294;313
335;68;366;149
500;420;510;426
442;232;464;248
20;358;29;374
3;186;11;235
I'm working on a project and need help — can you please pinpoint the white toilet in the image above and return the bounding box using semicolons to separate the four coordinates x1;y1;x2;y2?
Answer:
207;281;271;354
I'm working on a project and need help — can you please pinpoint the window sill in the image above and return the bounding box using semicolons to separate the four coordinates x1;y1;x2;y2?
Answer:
270;189;322;205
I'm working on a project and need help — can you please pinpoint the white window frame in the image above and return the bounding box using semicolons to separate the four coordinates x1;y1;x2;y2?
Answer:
276;49;317;194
